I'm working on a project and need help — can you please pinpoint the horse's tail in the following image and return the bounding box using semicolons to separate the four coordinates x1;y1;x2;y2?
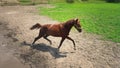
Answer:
30;23;41;30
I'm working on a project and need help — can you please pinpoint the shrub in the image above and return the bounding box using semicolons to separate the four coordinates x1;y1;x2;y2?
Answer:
66;0;74;3
106;0;120;3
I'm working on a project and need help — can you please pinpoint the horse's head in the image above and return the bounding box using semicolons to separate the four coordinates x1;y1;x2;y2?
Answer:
73;18;82;32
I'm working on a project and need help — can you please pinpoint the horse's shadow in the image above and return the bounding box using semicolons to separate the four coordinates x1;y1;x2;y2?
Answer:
21;41;67;58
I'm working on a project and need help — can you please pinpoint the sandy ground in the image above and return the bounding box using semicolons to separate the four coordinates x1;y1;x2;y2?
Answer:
0;5;120;68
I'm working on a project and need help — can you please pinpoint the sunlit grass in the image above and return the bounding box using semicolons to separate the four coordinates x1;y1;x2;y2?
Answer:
39;3;120;42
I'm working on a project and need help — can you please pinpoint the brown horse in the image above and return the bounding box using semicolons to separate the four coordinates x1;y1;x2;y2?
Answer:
30;18;82;50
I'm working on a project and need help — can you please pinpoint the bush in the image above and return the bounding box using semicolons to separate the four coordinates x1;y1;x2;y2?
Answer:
66;0;74;3
106;0;120;3
81;0;88;1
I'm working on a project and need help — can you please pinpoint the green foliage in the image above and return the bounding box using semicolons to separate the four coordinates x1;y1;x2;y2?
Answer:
106;0;120;3
19;0;32;5
66;0;74;3
19;0;108;5
19;0;49;5
39;3;120;42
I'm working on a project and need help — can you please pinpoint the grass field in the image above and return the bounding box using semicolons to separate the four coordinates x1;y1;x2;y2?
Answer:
39;3;120;42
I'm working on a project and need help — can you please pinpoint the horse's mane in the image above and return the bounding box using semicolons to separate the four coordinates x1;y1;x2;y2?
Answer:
65;19;74;23
62;19;74;26
61;19;75;29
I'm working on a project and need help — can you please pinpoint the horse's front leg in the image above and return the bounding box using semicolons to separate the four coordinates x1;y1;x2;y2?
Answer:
58;37;65;50
66;36;76;50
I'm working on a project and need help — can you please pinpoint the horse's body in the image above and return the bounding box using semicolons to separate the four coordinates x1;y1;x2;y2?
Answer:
43;24;67;37
30;18;82;50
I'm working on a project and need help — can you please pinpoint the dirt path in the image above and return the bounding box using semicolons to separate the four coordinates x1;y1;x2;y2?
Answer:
0;5;120;68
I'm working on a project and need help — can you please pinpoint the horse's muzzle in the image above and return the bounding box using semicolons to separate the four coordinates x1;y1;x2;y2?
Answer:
77;28;82;32
79;29;82;32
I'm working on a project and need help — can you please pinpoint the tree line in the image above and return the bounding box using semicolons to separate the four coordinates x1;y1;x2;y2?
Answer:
66;0;120;3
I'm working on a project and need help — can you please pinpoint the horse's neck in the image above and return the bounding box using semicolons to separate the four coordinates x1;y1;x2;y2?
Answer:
63;22;74;32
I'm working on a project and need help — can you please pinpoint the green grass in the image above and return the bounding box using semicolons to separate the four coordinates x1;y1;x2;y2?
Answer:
39;3;120;42
19;0;32;5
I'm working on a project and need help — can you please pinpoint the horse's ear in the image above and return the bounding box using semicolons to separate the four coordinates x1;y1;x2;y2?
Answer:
75;18;78;22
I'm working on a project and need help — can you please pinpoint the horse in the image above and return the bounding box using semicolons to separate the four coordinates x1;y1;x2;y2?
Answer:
30;18;82;50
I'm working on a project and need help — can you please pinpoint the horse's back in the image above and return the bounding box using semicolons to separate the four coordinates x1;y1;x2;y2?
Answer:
43;24;63;37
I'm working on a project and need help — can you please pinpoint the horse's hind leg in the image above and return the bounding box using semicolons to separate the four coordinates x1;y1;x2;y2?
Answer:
66;36;76;50
32;35;42;45
32;28;45;45
43;35;52;45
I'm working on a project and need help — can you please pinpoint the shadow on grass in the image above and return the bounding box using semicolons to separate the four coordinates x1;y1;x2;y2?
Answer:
21;41;67;58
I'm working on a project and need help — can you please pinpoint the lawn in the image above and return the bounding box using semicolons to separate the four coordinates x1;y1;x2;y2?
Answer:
39;3;120;42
